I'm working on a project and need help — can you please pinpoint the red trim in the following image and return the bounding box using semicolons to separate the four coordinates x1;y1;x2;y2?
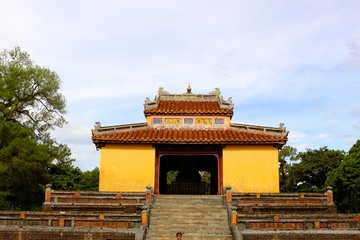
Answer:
154;151;160;194
218;151;223;195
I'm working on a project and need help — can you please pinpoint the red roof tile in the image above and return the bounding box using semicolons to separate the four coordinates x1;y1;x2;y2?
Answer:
144;100;233;116
92;125;288;147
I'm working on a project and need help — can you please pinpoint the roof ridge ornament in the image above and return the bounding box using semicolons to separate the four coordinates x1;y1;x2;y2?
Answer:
279;123;287;132
187;83;192;94
94;121;101;130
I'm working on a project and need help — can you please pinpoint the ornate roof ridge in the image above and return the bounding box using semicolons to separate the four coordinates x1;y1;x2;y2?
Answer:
92;122;148;134
229;122;289;136
144;86;233;111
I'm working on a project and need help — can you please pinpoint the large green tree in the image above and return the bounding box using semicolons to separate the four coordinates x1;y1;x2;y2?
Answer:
0;47;69;210
285;147;345;192
326;140;360;212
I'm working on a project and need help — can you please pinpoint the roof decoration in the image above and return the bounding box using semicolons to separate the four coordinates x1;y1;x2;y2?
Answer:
144;86;234;117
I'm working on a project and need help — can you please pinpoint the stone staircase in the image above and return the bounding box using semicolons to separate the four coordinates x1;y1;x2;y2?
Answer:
146;195;232;240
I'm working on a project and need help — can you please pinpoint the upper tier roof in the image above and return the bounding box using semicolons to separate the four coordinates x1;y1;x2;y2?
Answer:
144;86;234;117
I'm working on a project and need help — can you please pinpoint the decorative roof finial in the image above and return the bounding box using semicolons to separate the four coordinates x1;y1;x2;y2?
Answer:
187;83;192;94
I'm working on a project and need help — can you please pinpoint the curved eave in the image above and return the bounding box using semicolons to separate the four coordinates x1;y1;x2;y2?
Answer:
92;127;288;149
92;139;287;146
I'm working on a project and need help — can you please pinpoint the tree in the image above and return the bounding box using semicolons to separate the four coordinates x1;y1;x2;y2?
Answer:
326;140;360;212
0;46;66;135
44;154;81;191
286;147;345;192
78;167;100;191
0;47;69;210
278;145;299;192
0;118;50;210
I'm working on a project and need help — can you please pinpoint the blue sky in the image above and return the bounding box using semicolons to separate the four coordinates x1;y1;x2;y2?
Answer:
1;0;359;170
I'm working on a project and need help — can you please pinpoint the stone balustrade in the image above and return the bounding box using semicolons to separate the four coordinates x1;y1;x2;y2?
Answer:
225;186;360;239
0;185;152;240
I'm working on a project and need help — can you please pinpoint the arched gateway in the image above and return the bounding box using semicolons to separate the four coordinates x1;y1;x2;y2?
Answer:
92;86;288;195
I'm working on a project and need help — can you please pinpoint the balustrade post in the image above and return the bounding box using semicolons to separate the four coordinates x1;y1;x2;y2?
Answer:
45;184;52;203
327;186;333;205
145;186;152;204
225;186;232;204
141;209;148;227
231;210;237;226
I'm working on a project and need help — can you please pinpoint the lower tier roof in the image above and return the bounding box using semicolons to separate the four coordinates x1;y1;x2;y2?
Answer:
92;122;288;148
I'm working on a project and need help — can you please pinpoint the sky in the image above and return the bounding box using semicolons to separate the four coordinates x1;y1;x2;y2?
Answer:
1;0;360;170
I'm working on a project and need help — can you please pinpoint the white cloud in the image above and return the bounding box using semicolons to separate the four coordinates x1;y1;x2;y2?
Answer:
2;0;360;169
288;130;307;142
317;133;331;140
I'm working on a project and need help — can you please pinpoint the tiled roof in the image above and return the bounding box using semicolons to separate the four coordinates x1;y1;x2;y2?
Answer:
143;87;234;117
144;100;233;116
92;123;288;148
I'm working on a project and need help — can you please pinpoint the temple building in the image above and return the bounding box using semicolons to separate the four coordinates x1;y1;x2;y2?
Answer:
92;86;289;195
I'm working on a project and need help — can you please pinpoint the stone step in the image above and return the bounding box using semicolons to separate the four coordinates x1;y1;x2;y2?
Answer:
146;231;232;237
152;204;225;208
148;229;230;234
149;218;228;223
150;211;227;217
150;224;229;228
146;236;232;240
146;195;231;240
146;235;232;239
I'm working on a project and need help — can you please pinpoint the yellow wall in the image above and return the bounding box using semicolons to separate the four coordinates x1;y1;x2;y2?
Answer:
99;144;155;192
223;145;279;193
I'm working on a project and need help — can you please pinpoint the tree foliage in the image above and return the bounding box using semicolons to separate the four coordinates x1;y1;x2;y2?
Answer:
78;167;100;191
0;118;49;210
279;142;360;212
45;162;99;191
281;147;345;193
278;145;298;192
326;140;360;212
0;47;99;210
0;46;66;134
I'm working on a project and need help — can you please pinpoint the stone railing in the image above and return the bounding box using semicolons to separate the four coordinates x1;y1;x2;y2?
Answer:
225;187;243;240
231;187;336;215
0;185;154;240
43;184;147;214
135;186;152;240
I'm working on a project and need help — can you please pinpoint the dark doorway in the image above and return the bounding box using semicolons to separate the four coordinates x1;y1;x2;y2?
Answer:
158;155;219;195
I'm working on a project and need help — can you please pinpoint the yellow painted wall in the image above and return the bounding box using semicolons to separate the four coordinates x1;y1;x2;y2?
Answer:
99;144;155;192
223;145;279;193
